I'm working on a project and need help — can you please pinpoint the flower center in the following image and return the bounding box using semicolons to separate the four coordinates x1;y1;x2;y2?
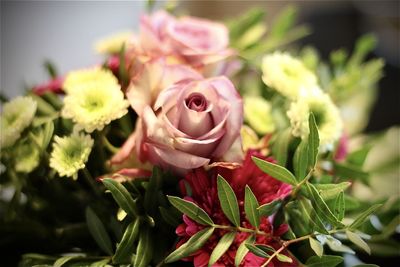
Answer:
185;93;207;112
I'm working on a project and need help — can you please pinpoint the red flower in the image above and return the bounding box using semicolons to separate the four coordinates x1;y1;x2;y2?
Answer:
32;77;64;95
176;150;295;267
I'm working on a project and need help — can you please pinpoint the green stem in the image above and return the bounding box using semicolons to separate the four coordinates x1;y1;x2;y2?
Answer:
291;168;315;198
81;167;101;197
213;224;272;237
101;135;120;154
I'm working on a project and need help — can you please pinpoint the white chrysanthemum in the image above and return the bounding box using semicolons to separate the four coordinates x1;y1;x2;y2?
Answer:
0;96;37;149
244;96;275;134
94;31;133;54
287;89;343;150
49;132;94;179
262;51;318;99
61;68;129;133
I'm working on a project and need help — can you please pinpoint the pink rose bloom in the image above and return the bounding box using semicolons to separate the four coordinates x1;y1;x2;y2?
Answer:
138;10;232;70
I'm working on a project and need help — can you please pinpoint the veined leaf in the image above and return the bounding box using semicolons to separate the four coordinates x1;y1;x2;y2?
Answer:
217;175;241;227
346;230;371;254
159;206;181;227
90;258;110;267
308;113;319;168
244;186;260;228
349;204;382;230
325;236;355;254
314;182;351;200
134;226;153;267
258;199;281;217
276;253;293;263
252;157;297;186
167;196;213;226
245;244;269;258
113;219;140;264
309;237;323;257
334;163;369;184
208;232;236;266
293;139;309;180
305;255;343;267
298;197;329;234
54;255;82;267
307;183;344;228
102;178;138;217
273;128;292;166
235;235;255;267
334;191;345;222
165;227;214;263
144;167;162;216
85;207;113;255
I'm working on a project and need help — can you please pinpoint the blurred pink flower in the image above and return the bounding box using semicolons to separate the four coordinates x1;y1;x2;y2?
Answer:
32;77;64;95
175;150;294;266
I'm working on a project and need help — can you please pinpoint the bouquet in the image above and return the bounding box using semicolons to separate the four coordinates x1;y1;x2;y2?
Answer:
1;2;399;267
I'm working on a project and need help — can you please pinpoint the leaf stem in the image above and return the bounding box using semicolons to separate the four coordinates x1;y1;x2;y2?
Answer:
291;168;314;198
212;224;272;237
81;167;101;197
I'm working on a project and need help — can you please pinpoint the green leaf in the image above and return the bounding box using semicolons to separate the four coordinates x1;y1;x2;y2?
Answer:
334;191;345;222
334;163;369;184
276;253;293;263
134;226;153;267
308;113;319;168
273;128;292;166
346;230;371;254
229;8;265;41
85;207;113;255
159;206;181;227
307;183;344;228
217;175;241;227
167;196;213;226
346;146;371;167
102;178;138;217
309;237;323;257
299;197;329;234
258;200;281;217
144;166;163;216
244;186;260;228
325;236;355;254
54;256;82;267
349;204;382;230
252;157;297;186
235;235;255;267
89;258;110;267
314;182;351;200
165;227;215;263
118;44;129;87
270;5;297;38
305;255;343;267
352;264;379;267
293;139;309;180
113;219;140;264
208;232;236;266
245;244;269;258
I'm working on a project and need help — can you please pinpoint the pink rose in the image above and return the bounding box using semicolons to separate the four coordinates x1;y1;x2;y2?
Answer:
138;11;232;70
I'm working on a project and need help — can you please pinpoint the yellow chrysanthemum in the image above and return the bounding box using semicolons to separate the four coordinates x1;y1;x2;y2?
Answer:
0;96;37;149
262;51;318;100
94;31;133;54
61;68;129;133
49;132;94;179
244;96;275;134
287;89;343;150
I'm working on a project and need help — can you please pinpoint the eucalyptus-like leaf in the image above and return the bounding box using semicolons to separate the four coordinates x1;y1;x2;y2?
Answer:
309;237;323;257
346;230;371;254
273;128;292;166
159;206;181;227
54;255;82;267
167;196;213;226
165;227;215;263
85;207;113;255
102;178;138;217
144;167;162;215
276;253;293;263
113;219;140;264
244;185;260;228
334;163;369;184
305;255;343;267
217;175;241;227
325;236;355;254
298;197;329;234
334;191;345;222
252;157;297;186
258;200;281;217
134;226;153;267
293;139;308;180
245;244;269;258
235;235;255;267
89;258;110;267
308;113;319;168
315;182;351;200
208;232;236;266
349;204;382;230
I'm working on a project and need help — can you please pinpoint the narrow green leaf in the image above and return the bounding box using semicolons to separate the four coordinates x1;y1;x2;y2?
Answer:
293;139;309;180
167;196;213;226
258;200;281;217
245;244;269;258
165;227;215;263
325;236;355;254
40;121;54;150
244;186;260;228
352;264;379;267
102;178;138;217
346;230;371;254
208;232;236;266
346;146;371;167
305;255;343;267
273;128;292;166
314;182;351;200
118;44;129;87
89;258;110;267
85;207;113;255
298;197;329;234
54;256;81;267
113;219;140;264
349;204;382;230
144;167;162;216
308;113;320;168
134;226;153;267
252;157;297;186
235;235;255;267
159;206;181;227
334;191;345;221
276;253;293;263
334;163;369;184
307;183;344;227
217;175;241;227
309;237;323;257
